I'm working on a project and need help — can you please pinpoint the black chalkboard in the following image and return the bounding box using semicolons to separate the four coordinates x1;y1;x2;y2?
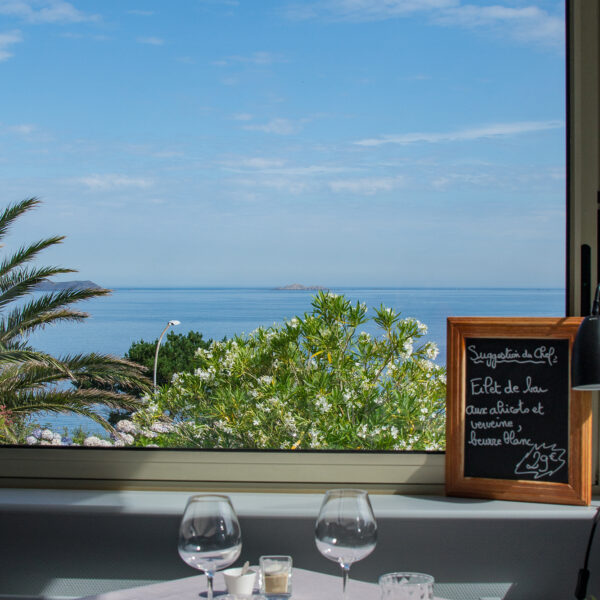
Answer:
463;337;569;483
446;317;592;506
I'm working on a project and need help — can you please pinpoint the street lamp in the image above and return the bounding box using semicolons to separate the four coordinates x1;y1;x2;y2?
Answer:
153;319;180;389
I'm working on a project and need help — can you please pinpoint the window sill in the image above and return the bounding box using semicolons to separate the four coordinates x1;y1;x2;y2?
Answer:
0;489;598;600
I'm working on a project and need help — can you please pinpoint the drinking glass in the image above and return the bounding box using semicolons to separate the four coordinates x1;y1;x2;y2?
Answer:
379;572;434;600
315;489;377;600
178;494;242;600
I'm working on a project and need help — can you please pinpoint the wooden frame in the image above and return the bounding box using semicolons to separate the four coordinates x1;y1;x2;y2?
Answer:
446;317;592;505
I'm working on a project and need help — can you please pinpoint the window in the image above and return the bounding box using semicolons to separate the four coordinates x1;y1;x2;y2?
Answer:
0;0;592;490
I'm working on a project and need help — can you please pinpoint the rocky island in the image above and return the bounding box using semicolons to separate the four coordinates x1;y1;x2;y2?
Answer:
34;280;102;291
275;283;328;291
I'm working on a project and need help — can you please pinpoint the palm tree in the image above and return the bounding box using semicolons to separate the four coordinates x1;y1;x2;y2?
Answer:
0;197;151;443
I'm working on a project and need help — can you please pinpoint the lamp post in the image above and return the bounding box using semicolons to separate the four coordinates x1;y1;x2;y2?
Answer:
153;319;180;389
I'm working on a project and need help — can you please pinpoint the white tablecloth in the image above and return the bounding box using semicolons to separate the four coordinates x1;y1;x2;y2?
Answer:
78;567;447;600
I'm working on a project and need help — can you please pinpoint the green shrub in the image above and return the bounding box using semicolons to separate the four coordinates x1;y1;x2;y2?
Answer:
126;330;212;387
130;292;446;451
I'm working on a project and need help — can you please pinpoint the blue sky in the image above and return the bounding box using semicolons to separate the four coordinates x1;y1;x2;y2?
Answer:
0;0;565;287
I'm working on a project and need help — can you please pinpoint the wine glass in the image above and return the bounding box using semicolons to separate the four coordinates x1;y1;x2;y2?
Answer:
178;494;242;600
315;489;377;600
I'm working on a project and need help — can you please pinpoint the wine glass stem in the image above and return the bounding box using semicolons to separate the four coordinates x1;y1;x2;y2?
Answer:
206;572;214;600
341;564;351;600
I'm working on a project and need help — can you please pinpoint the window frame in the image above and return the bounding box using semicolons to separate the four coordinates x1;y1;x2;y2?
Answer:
0;0;595;493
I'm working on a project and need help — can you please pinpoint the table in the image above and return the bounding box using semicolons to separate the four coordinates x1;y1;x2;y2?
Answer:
78;567;451;600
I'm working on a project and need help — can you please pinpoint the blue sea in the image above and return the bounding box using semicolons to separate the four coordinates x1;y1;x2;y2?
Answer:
27;287;565;436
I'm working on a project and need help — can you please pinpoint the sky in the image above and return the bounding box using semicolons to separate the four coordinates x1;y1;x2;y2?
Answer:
0;0;566;288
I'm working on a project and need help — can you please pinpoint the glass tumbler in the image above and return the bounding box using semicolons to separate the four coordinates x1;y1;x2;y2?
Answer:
379;572;434;600
259;555;292;597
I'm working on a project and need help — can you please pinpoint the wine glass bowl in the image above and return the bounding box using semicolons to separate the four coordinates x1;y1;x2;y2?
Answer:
178;494;242;600
315;489;377;600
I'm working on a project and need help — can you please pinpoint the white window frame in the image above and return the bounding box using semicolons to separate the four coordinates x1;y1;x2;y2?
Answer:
0;0;595;493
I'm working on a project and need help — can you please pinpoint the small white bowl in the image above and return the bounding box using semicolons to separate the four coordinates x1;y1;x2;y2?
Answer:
223;567;257;597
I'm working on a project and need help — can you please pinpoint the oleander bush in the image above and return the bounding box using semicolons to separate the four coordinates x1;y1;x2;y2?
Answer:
124;291;446;451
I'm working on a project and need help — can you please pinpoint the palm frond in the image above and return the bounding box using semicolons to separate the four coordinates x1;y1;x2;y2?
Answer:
0;198;40;242
0;348;72;376
0;265;76;310
63;353;151;393
9;387;145;422
0;360;72;394
0;287;111;344
0;236;67;280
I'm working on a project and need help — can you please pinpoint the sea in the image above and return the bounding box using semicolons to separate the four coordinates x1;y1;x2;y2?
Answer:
26;287;565;436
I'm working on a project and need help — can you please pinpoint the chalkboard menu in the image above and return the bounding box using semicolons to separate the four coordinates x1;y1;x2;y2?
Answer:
446;318;592;506
464;337;568;483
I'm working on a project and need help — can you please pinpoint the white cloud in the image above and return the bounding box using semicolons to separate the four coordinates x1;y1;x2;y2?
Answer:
243;118;300;135
219;157;350;176
355;120;564;147
0;29;21;61
75;174;154;191
431;172;495;190
214;51;283;67
284;0;563;47
285;0;457;21
268;165;349;176
220;75;239;86
223;157;287;169
137;36;164;45
8;123;35;134
231;113;253;121
433;4;564;47
0;1;99;24
329;176;404;195
236;176;308;195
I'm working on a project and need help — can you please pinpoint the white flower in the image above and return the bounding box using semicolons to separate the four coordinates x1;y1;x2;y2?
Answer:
425;344;439;360
315;394;331;414
194;368;213;381
116;433;135;445
390;426;399;439
151;422;174;434
258;375;273;385
51;437;62;446
41;429;54;441
98;439;113;447
116;420;137;434
83;436;102;447
142;429;158;439
26;436;38;445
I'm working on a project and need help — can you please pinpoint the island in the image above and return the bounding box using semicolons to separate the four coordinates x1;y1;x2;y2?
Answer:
33;280;102;291
275;283;328;291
